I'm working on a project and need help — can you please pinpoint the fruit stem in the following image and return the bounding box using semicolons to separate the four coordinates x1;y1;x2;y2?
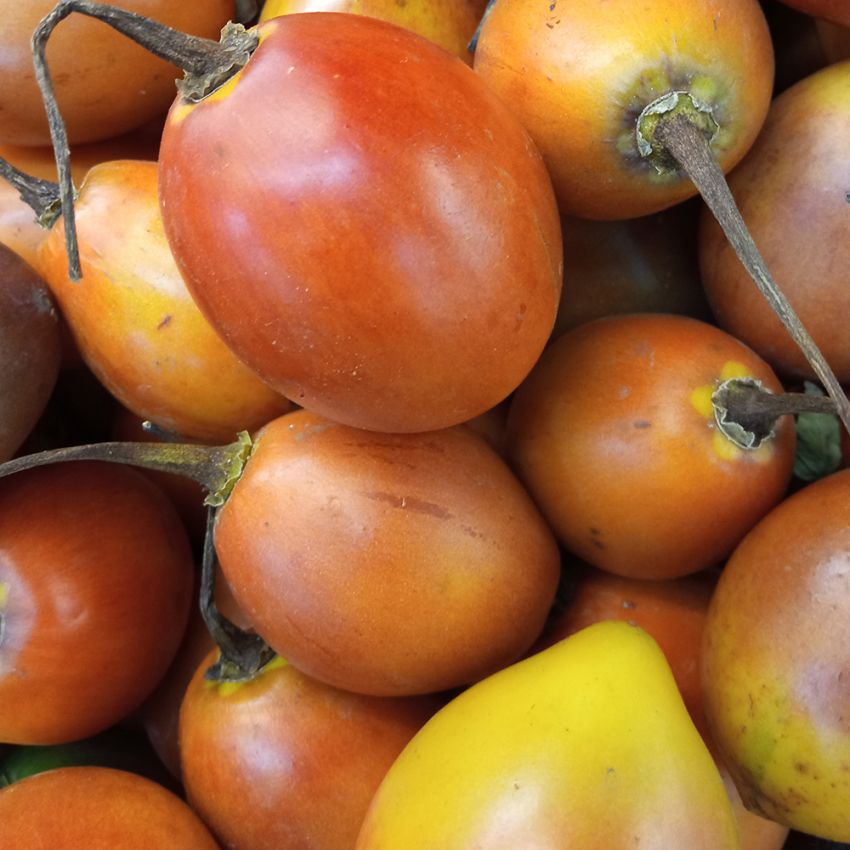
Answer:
0;156;63;229
712;377;836;449
31;1;259;281
200;506;276;683
0;432;253;507
652;114;850;439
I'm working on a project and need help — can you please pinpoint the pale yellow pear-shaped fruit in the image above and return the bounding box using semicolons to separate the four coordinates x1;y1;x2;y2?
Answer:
356;620;741;850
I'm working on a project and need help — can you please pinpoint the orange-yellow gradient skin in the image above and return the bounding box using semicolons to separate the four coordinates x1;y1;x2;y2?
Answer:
506;314;796;580
214;410;561;696
38;160;290;442
0;124;160;273
535;568;789;850
159;14;562;433
700;61;850;382
703;468;850;842
355;621;742;850
474;0;774;219
260;0;479;62
179;650;440;850
0;0;234;145
0;766;220;850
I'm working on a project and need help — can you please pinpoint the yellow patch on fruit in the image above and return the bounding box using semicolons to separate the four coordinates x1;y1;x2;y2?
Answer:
204;653;286;697
169;20;279;125
0;582;7;611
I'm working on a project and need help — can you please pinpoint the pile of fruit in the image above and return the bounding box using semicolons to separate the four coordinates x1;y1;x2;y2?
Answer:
1;1;849;848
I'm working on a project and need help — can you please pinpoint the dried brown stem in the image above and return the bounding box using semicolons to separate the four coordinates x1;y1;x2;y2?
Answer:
31;0;258;280
654;114;850;438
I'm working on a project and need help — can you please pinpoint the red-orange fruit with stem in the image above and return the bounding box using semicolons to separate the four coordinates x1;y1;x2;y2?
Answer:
473;0;774;219
0;0;234;146
699;60;850;383
179;648;441;850
506;313;796;580
37;159;291;442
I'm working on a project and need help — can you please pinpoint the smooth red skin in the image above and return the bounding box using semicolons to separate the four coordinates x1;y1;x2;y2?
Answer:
0;0;234;146
39;160;291;443
180;649;440;850
0;246;61;462
702;468;850;833
700;60;850;383
214;409;561;696
553;202;712;338
159;13;562;433
0;766;220;849
0;462;194;745
473;0;774;220
779;0;850;26
506;314;796;580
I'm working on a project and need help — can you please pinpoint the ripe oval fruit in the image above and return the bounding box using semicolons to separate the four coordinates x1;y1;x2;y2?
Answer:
0;462;194;744
158;13;562;433
473;0;774;219
699;60;850;383
703;468;850;843
506;314;796;580
213;409;561;695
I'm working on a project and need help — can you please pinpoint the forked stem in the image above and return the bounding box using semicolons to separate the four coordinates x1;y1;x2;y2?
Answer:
31;0;258;280
653;114;850;438
0;156;63;228
200;506;276;683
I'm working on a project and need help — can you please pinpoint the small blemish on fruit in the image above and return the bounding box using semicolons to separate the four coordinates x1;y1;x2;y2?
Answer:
622;599;636;610
633;419;652;429
157;314;172;330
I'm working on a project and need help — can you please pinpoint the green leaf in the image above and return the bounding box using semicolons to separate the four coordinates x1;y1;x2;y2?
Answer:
793;382;842;482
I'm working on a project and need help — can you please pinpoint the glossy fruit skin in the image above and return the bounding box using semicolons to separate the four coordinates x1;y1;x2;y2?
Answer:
159;13;562;433
180;649;440;850
39;160;290;442
700;60;850;383
0;766;220;849
0;246;61;462
0;462;194;745
259;0;479;62
214;409;561;696
506;314;796;580
356;620;741;850
537;566;789;850
0;0;234;146
0;123;161;274
473;0;774;219
703;468;850;842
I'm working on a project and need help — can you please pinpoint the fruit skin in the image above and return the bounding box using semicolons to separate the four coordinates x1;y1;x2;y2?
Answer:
214;409;561;696
0;0;234;146
699;60;850;383
0;246;61;462
506;314;796;580
0;765;220;849
259;0;479;62
159;13;562;433
473;0;774;219
0;462;194;745
702;468;850;843
39;160;290;443
179;649;440;850
356;620;742;850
